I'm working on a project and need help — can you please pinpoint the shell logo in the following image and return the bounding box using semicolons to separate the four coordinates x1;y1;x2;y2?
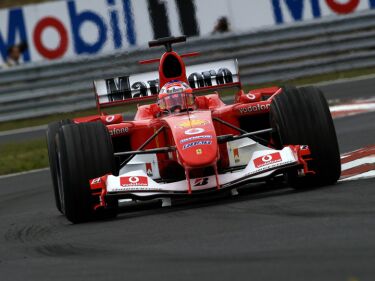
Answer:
185;128;205;135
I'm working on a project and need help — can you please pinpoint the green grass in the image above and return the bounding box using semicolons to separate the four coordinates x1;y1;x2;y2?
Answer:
0;100;156;132
0;138;48;175
0;109;99;132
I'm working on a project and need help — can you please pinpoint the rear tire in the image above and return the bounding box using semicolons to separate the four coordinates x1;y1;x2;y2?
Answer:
46;119;72;213
56;122;118;223
270;86;341;189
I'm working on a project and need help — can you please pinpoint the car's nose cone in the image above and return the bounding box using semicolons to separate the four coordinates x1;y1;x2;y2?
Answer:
163;111;218;168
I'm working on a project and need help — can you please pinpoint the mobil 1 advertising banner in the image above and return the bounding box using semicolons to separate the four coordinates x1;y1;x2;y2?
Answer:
1;0;374;65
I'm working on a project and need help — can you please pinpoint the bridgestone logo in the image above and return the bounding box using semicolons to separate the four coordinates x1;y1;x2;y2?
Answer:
239;104;270;114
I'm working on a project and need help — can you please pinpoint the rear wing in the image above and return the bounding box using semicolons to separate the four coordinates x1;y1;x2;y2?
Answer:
94;59;240;109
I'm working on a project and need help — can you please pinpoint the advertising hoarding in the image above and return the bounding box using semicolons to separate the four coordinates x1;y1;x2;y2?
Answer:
0;0;373;64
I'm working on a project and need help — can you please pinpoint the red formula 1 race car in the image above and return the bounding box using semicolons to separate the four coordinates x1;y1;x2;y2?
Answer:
46;36;341;223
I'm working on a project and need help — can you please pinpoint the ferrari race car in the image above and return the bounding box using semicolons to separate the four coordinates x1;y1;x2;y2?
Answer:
46;36;341;223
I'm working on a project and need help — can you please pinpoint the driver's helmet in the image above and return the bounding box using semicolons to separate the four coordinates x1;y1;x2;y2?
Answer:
158;81;196;113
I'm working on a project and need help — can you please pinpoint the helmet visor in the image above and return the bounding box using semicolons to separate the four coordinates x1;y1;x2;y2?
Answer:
159;92;195;112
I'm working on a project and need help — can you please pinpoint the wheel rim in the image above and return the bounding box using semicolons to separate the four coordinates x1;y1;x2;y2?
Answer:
56;147;65;214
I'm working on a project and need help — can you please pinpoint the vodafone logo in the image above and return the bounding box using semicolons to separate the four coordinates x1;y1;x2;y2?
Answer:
253;152;282;168
185;128;205;135
106;115;115;123
129;176;140;183
262;154;273;162
109;126;129;136
238;103;271;114
120;176;148;187
247;93;256;100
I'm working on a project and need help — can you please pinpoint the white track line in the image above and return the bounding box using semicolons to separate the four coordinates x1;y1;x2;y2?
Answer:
0;168;49;180
341;156;375;171
330;103;375;113
339;170;375;182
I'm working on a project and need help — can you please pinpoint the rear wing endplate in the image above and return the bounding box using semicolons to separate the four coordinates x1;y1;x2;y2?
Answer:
94;59;240;109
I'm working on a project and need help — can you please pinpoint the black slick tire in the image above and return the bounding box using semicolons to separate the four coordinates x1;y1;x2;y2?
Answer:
270;86;341;189
56;121;118;223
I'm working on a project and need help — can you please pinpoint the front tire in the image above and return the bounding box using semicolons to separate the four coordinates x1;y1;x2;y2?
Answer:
270;86;341;188
56;122;118;223
46;119;72;213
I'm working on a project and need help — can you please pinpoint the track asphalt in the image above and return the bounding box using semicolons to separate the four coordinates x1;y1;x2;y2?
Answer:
0;79;374;281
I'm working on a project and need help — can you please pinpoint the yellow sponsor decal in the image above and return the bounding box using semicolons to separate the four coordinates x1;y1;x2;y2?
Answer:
177;119;207;128
196;148;203;155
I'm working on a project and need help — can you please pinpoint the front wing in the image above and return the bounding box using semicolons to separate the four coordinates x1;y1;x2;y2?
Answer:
96;147;300;200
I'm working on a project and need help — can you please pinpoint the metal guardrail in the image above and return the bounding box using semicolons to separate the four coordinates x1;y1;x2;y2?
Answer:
1;10;375;122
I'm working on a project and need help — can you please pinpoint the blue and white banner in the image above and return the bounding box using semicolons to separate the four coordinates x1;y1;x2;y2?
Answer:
0;0;374;64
